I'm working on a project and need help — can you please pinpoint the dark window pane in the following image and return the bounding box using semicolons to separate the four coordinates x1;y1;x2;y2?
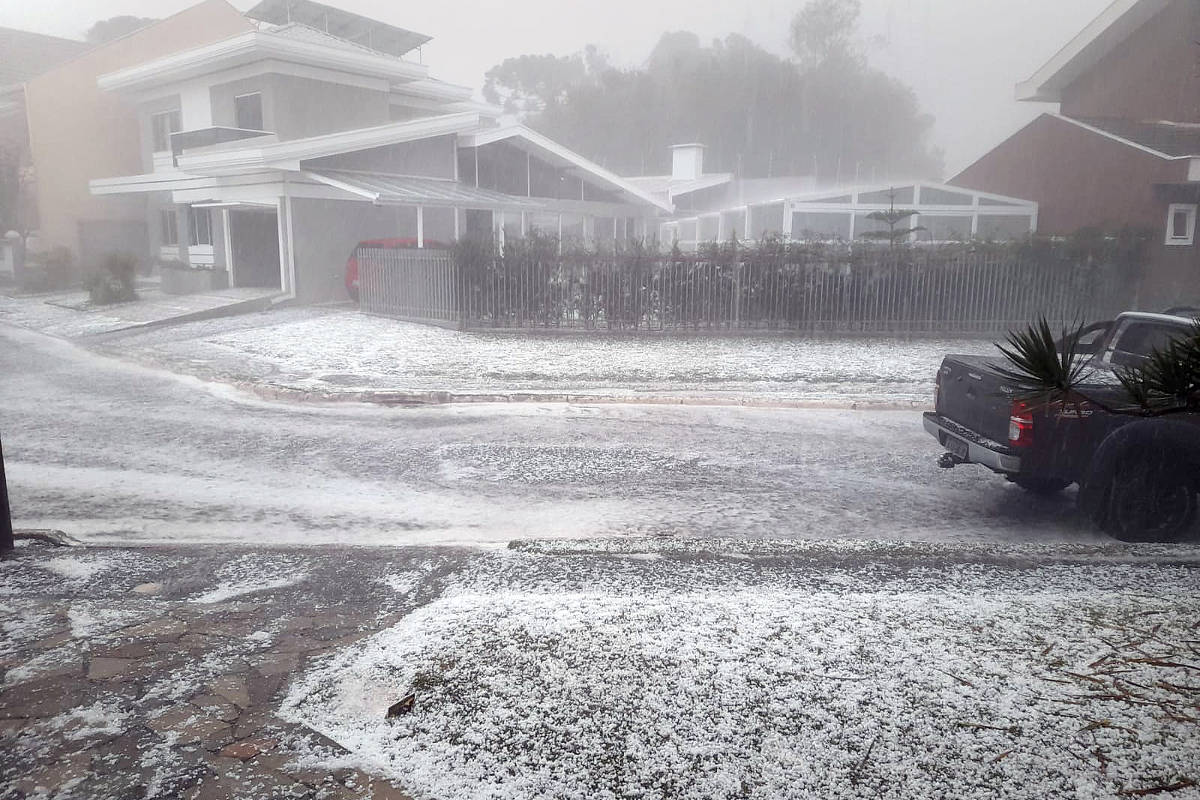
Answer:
235;93;264;131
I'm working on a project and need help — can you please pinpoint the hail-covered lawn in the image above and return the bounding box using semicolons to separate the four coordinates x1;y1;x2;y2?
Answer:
283;541;1200;800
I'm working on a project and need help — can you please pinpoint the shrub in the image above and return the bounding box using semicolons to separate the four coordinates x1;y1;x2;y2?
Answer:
84;252;138;305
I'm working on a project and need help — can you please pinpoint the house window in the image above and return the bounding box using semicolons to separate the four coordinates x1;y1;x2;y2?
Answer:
234;93;264;131
151;109;181;152
1165;204;1197;246
160;208;178;246
189;208;213;247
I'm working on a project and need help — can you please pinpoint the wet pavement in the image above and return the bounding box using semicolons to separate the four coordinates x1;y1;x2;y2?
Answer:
1;542;468;799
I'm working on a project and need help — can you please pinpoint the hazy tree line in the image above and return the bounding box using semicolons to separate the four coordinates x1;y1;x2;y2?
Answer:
483;0;943;182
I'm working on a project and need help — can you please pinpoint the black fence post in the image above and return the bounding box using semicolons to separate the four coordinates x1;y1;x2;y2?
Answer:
0;433;13;554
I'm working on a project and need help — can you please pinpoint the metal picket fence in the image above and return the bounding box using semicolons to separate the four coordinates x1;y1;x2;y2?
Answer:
357;246;1125;334
358;247;459;324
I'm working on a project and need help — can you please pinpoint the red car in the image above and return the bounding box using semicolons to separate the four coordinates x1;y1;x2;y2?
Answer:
345;238;446;302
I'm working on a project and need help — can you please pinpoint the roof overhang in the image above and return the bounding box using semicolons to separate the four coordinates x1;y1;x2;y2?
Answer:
1016;0;1171;102
97;28;428;94
459;125;675;213
175;111;480;177
388;79;502;118
304;170;546;211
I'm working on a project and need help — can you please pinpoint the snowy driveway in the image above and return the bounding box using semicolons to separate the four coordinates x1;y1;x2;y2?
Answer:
2;323;1094;547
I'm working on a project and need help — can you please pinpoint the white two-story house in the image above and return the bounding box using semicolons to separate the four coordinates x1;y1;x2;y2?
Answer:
89;0;670;303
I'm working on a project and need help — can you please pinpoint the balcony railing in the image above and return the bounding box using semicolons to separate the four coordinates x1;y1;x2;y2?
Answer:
169;126;273;160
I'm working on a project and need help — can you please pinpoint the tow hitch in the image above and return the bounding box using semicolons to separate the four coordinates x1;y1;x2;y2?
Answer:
938;452;964;469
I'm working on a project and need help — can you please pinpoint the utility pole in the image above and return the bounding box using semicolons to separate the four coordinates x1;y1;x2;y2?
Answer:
0;433;12;554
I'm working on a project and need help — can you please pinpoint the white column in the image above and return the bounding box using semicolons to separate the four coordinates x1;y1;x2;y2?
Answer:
782;201;793;241
454;208;461;240
276;193;296;296
416;206;424;248
221;208;235;286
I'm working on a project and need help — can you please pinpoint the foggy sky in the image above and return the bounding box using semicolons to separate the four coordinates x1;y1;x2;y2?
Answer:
0;0;1112;176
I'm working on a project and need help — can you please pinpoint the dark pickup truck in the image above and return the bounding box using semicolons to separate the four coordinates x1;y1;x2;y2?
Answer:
924;311;1200;541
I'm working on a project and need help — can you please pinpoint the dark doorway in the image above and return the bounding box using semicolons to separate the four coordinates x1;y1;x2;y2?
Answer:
230;209;281;288
464;209;493;240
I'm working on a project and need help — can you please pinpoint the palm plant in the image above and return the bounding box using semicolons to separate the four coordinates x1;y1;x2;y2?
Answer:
993;316;1093;406
1115;322;1200;414
995;317;1200;417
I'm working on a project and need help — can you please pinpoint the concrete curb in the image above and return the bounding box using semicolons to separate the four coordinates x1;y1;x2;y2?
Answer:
92;294;281;337
237;380;931;412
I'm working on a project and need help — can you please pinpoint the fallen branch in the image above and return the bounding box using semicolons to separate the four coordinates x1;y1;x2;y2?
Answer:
934;668;976;689
1117;779;1197;797
853;734;881;780
957;722;1019;734
1127;659;1200;672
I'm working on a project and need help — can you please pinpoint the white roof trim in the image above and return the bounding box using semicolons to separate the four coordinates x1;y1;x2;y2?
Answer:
392;78;473;103
1016;0;1171;102
301;170;380;201
459;125;674;213
1048;113;1191;160
175;112;480;176
98;28;428;93
91;171;221;195
781;181;1039;209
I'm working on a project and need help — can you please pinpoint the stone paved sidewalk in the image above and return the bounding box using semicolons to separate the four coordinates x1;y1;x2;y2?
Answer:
0;542;471;800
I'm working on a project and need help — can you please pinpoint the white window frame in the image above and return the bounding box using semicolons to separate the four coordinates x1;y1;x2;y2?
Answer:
1165;203;1197;246
189;207;213;247
151;109;181;153
160;208;178;247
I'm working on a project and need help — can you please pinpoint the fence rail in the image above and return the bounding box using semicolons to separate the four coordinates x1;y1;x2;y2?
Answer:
358;246;1124;334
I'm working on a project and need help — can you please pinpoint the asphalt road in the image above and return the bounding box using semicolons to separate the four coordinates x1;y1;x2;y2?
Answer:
1;323;1098;547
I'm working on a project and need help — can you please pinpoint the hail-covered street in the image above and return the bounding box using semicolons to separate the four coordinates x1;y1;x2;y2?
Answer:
1;323;1091;547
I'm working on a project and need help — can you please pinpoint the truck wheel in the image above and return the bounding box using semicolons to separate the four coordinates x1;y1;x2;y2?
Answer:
1094;462;1199;543
1079;420;1200;543
1008;476;1072;495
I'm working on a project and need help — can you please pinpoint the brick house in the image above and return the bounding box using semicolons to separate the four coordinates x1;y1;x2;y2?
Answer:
951;0;1200;310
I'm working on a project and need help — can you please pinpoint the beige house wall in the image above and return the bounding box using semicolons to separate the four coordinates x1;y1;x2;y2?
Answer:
23;0;253;273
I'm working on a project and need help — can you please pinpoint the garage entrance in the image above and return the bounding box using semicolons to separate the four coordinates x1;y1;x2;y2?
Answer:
229;208;281;289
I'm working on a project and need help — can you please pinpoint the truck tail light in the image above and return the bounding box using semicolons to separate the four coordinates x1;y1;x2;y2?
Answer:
1008;400;1034;447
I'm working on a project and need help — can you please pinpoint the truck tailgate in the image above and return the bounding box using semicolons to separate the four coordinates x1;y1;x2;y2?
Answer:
937;355;1014;445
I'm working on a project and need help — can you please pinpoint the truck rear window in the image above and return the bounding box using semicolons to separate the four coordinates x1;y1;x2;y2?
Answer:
1107;322;1192;367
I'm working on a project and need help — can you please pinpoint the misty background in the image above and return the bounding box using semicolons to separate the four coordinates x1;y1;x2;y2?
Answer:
1;0;1109;176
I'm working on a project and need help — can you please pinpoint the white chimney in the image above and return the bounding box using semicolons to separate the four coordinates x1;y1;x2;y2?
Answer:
671;143;705;181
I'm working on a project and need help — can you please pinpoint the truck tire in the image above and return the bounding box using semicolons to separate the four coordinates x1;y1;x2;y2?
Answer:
1079;419;1200;543
1008;476;1072;495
